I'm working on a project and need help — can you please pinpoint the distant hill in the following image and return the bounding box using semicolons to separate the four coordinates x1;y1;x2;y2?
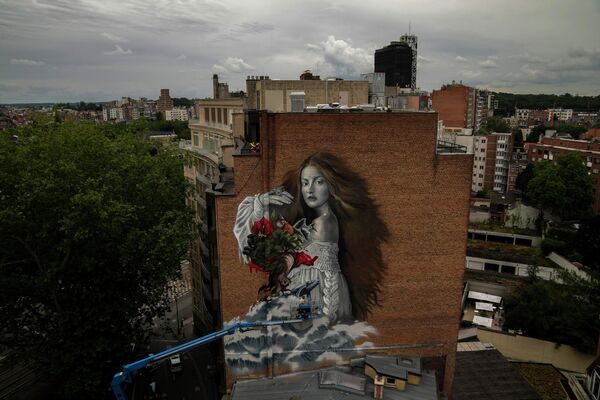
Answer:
494;93;600;116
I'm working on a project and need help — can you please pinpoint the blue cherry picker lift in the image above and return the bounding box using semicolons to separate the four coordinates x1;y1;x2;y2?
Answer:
111;281;319;400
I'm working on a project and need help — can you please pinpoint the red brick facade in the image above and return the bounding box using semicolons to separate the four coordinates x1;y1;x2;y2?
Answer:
431;84;475;129
215;112;473;395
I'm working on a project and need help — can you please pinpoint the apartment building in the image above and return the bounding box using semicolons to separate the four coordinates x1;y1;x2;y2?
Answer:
245;75;368;111
471;132;513;193
165;107;189;121
431;82;493;131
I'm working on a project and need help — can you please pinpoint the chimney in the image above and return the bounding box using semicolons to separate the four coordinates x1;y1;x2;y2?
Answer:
373;375;384;399
213;74;219;99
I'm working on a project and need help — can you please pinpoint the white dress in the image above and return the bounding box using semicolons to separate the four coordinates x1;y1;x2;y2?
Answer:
226;196;376;373
233;195;353;322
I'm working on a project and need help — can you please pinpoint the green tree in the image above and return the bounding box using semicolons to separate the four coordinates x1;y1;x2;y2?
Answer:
555;123;587;139
515;163;534;194
526;153;594;220
513;130;523;148
484;116;510;133
0;123;195;399
504;276;600;353
576;216;600;271
526;124;546;143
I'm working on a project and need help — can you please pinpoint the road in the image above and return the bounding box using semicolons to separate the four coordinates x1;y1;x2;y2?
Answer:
131;292;219;400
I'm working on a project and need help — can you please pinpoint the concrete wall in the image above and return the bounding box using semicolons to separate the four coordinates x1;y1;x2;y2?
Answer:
247;79;369;111
466;256;556;280
504;202;539;230
477;328;595;373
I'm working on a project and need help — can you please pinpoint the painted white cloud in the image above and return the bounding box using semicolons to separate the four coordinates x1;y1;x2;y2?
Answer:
213;57;255;73
480;59;497;69
10;58;45;66
104;45;132;55
100;32;127;43
455;56;468;63
307;36;372;77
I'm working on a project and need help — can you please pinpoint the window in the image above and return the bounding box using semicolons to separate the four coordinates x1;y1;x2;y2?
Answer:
386;378;395;385
481;149;485;152
593;169;599;174
223;108;228;125
501;265;516;275
210;108;216;122
482;139;486;143
484;263;499;272
193;133;199;147
204;107;209;122
479;174;483;178
480;165;484;170
532;148;537;153
217;108;222;123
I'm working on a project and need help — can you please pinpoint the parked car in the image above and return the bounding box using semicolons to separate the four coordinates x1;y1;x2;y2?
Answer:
169;354;183;373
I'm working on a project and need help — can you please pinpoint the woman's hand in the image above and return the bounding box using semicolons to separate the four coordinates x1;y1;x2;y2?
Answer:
259;186;293;207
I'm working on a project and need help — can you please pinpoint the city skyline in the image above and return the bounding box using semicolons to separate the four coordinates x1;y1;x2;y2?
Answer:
1;0;599;103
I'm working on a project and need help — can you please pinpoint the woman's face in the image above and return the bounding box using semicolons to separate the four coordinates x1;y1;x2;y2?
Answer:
301;165;330;209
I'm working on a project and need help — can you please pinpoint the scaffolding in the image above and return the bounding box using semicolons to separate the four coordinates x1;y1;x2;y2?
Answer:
399;34;418;90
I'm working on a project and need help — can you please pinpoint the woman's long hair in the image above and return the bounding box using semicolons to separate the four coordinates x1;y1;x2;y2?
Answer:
280;152;389;320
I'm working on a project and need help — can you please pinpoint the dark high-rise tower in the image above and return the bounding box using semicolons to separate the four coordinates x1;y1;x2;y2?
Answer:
375;34;418;90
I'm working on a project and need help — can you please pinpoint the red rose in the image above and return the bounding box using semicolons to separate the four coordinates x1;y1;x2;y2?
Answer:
294;251;318;267
251;220;261;235
263;219;274;236
251;217;274;237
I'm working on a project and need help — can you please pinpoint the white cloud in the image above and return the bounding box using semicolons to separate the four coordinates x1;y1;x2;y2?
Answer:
418;55;433;63
461;70;482;78
509;53;547;64
100;32;127;43
306;36;372;77
176;54;187;61
212;57;255;73
104;45;132;56
212;64;229;73
547;48;600;71
10;58;45;66
480;58;497;68
455;56;468;63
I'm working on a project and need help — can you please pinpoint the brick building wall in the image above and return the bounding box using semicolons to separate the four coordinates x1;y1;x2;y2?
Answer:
215;112;472;395
484;135;498;191
431;84;472;128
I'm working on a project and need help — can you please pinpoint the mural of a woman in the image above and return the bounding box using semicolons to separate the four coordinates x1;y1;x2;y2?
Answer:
234;152;389;320
228;152;389;370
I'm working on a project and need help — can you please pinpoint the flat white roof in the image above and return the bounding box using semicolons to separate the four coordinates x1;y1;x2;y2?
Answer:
473;316;493;328
468;291;502;304
475;302;495;312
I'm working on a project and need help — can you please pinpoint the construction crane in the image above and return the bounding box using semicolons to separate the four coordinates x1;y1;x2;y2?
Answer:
111;281;319;400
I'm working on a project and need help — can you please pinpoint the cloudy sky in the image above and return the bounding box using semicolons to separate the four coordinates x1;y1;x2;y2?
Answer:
1;0;599;103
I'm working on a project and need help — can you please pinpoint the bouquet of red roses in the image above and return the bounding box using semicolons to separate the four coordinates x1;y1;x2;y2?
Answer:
243;215;317;297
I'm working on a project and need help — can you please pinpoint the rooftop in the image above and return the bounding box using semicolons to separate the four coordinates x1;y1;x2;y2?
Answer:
453;349;541;400
231;364;438;400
